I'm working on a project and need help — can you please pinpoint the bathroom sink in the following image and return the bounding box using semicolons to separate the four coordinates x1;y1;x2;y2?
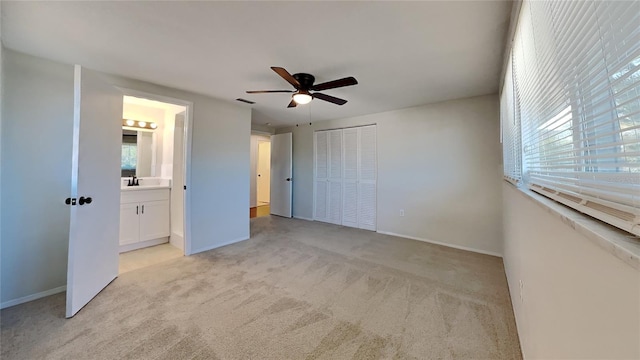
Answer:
121;177;171;190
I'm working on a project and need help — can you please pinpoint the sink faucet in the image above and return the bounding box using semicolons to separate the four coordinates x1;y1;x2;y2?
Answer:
128;175;139;186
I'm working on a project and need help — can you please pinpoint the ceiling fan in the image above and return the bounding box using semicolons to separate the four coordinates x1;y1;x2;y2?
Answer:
246;67;358;108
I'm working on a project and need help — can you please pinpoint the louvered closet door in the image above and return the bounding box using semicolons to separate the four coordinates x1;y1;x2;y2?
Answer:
358;125;377;230
327;130;343;225
314;131;329;222
342;128;359;228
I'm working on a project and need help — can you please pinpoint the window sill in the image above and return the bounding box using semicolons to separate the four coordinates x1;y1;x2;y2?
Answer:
509;183;640;271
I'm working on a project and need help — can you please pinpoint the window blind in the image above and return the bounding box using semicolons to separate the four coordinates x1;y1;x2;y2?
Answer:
508;0;640;236
501;55;521;184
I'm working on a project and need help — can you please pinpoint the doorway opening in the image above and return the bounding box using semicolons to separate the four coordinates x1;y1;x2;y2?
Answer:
250;133;271;218
118;95;188;274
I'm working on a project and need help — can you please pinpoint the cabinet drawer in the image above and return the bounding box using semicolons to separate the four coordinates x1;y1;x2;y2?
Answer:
121;188;170;204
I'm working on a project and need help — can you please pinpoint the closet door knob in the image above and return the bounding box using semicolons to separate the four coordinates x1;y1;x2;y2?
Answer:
78;196;92;205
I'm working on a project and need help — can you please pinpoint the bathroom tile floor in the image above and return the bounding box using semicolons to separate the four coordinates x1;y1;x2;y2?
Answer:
119;243;183;274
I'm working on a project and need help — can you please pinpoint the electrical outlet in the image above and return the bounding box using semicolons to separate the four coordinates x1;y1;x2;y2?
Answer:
400;209;405;217
519;280;524;303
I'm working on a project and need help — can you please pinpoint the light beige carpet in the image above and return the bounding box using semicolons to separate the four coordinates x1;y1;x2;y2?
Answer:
1;216;521;359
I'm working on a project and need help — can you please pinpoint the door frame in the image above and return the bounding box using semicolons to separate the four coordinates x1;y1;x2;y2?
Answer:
117;87;195;255
256;139;271;205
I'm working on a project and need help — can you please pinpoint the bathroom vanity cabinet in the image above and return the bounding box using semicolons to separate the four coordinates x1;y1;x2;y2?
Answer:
119;188;170;252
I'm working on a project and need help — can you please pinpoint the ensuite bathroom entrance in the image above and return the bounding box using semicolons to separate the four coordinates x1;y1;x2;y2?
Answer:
118;95;188;274
250;133;271;218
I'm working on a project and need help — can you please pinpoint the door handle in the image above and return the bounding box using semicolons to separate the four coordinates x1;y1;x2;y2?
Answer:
136;205;139;215
286;178;292;181
78;196;92;205
142;205;145;214
258;174;261;177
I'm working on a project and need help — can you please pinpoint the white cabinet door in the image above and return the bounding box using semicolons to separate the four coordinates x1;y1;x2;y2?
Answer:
139;200;170;241
119;203;140;245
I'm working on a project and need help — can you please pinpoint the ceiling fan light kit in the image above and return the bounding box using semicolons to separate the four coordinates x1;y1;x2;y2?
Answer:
247;66;358;108
293;92;312;105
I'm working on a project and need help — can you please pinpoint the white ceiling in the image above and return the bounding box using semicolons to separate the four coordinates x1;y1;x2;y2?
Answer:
1;1;511;128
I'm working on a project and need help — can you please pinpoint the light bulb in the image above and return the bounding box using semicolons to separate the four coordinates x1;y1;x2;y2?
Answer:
125;119;135;126
138;121;147;128
150;123;157;129
293;93;312;105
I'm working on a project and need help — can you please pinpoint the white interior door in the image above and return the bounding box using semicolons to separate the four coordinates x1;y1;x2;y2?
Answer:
270;133;292;217
66;65;123;318
257;141;271;204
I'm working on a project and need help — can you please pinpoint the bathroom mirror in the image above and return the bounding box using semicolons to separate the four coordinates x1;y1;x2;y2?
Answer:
121;129;155;177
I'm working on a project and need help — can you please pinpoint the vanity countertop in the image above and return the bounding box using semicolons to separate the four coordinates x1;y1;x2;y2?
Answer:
121;185;171;192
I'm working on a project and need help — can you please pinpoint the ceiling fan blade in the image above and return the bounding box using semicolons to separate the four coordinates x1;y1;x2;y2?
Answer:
310;76;358;91
312;92;348;105
271;67;300;89
287;99;298;108
246;90;294;94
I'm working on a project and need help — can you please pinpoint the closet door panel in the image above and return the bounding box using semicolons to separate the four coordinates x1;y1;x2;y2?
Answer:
342;181;358;228
343;128;358;181
358;125;377;182
342;128;358;227
315;131;329;179
328;180;342;224
358;182;377;231
314;131;329;222
329;130;342;180
358;125;377;230
314;180;328;221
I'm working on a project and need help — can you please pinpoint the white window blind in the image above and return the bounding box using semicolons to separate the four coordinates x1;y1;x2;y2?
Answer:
501;55;521;184
507;0;640;236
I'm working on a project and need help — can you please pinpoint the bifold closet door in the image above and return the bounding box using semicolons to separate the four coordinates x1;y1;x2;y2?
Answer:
327;130;342;225
357;125;377;231
314;130;342;225
314;131;329;222
342;128;359;228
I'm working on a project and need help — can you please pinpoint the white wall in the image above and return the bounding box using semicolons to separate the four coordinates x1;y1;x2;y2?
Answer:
100;71;252;255
277;95;503;256
503;183;640;359
1;50;74;305
0;49;251;306
249;133;270;208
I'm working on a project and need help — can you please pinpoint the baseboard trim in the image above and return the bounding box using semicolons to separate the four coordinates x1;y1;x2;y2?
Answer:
191;236;249;254
293;216;314;221
170;232;184;251
376;230;503;258
1;285;67;309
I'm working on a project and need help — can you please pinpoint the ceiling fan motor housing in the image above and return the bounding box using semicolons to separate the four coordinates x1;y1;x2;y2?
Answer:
293;73;315;90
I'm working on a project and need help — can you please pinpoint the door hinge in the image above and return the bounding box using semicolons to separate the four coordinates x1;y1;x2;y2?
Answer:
65;197;77;206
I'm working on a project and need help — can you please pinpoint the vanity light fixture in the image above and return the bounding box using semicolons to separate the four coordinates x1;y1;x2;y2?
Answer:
122;119;157;131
